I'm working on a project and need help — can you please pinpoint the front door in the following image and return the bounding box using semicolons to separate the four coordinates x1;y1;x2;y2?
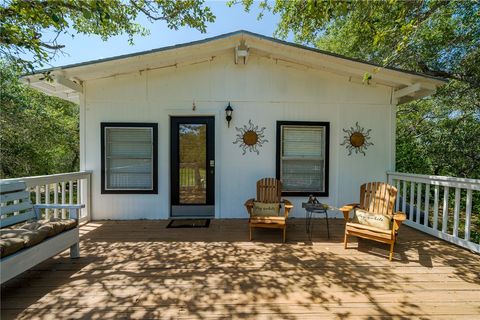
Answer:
170;117;215;217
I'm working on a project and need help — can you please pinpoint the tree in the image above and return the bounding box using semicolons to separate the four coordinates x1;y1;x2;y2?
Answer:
237;0;479;87
0;62;79;178
396;81;480;178
1;0;215;71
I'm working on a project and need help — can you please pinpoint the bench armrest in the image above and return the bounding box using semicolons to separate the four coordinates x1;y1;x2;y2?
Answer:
33;204;85;220
339;203;360;221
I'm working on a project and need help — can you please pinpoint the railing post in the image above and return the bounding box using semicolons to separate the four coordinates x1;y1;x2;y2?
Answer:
416;183;422;224
424;184;430;227
35;185;40;204
465;189;472;242
442;187;449;233
86;173;91;221
45;183;50;219
61;182;66;218
433;185;439;230
53;182;59;218
409;181;415;221
453;188;461;238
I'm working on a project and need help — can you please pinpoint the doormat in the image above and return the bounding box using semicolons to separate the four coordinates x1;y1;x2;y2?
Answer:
166;219;210;229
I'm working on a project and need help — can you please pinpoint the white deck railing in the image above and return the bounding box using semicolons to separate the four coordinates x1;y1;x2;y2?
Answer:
387;172;479;253
1;171;92;223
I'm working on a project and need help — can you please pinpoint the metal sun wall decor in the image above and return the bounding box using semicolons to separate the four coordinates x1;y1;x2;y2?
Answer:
233;120;268;155
340;122;373;156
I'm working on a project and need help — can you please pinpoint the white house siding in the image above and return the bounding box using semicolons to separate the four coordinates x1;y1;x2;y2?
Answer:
82;52;395;220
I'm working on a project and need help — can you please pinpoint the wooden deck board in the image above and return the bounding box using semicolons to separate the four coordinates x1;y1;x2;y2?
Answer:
2;219;479;319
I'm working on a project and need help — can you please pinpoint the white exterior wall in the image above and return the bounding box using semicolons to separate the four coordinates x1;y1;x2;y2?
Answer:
82;52;395;220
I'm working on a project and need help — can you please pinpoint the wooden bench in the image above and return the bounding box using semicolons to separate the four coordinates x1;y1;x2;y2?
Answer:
0;181;84;284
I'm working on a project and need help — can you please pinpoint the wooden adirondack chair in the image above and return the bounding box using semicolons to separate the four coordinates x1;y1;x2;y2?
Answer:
244;178;293;242
340;182;406;261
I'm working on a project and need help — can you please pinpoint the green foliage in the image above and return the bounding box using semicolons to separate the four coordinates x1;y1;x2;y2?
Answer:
0;0;215;71
396;81;480;179
238;0;480;87
0;62;79;178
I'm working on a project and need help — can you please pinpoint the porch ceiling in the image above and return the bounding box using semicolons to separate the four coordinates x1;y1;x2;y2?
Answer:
22;30;447;105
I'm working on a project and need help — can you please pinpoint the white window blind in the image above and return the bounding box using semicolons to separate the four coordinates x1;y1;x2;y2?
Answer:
105;127;153;190
281;125;326;192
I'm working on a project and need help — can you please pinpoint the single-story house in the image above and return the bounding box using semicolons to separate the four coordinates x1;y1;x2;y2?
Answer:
23;30;445;220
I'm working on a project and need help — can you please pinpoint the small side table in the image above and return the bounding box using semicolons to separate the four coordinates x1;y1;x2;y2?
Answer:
302;202;330;240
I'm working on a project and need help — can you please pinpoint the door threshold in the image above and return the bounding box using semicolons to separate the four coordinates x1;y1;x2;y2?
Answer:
170;216;215;219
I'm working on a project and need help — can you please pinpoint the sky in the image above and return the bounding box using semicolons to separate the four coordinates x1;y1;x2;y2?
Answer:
43;1;291;68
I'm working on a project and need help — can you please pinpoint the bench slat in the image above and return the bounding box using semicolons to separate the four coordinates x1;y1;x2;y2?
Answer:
0;181;27;194
0;210;35;228
0;191;30;203
0;201;33;216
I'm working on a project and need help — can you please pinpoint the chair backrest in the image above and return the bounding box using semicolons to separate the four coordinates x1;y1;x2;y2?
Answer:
256;178;282;203
359;182;397;216
0;181;35;228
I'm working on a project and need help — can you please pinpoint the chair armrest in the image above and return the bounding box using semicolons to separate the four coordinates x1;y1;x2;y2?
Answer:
393;212;406;222
244;198;255;216
33;204;85;220
282;199;293;218
339;203;360;221
283;199;293;209
393;211;407;231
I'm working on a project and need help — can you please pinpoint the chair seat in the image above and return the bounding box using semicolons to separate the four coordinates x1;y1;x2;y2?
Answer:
346;222;393;240
250;216;286;225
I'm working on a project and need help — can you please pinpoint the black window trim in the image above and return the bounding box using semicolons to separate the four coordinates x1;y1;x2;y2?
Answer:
101;122;158;194
276;121;330;197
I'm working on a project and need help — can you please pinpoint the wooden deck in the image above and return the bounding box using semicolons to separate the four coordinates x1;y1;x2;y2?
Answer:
1;219;479;319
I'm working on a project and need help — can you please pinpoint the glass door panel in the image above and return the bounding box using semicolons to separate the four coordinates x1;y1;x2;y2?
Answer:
179;124;207;204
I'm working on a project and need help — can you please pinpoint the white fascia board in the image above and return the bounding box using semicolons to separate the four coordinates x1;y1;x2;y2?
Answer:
55;75;83;93
393;83;422;99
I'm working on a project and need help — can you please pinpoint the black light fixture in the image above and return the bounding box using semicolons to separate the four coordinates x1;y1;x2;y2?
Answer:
225;102;233;127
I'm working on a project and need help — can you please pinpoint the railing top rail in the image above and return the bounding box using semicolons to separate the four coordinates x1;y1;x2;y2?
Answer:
0;171;92;188
387;171;480;186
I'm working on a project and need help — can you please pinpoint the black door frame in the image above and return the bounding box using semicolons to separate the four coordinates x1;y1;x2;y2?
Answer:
170;116;215;217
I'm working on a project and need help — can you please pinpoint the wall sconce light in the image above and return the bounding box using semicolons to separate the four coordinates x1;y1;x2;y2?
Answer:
225;102;233;127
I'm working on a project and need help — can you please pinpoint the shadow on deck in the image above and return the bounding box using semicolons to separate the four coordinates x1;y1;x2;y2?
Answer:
1;219;479;319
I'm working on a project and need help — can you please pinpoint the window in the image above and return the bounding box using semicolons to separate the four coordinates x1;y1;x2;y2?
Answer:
276;121;330;196
101;123;158;194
